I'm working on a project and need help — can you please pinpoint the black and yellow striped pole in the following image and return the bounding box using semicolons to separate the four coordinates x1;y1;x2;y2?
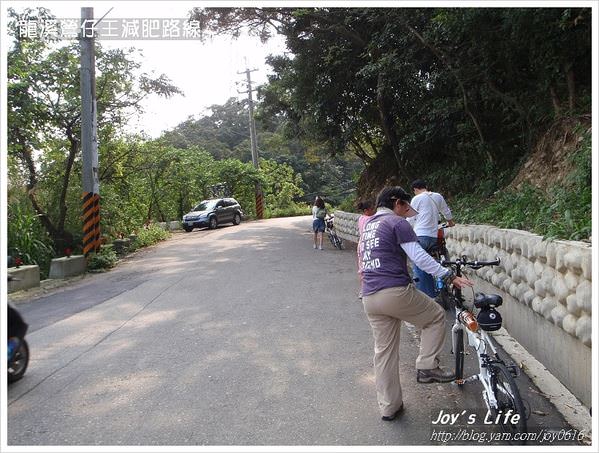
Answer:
82;193;100;255
255;187;264;220
80;7;101;256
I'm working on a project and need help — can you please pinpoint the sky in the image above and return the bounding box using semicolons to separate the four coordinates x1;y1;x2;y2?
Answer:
3;1;287;137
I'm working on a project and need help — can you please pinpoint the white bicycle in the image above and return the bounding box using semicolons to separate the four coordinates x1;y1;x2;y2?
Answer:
440;256;528;439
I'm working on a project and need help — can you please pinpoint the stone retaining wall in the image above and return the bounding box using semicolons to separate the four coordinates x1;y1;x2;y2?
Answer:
334;210;592;406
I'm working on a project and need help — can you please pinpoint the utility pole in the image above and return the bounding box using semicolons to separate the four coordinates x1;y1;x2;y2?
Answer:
80;7;101;255
238;67;264;219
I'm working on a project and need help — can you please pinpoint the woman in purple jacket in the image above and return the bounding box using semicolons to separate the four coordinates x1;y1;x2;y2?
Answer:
358;186;473;421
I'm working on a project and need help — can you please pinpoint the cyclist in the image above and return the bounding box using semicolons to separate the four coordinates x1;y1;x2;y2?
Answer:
311;196;327;250
408;179;456;299
358;186;472;421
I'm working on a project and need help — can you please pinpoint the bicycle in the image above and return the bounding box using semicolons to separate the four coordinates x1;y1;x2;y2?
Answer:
324;214;344;250
429;223;451;309
440;256;528;438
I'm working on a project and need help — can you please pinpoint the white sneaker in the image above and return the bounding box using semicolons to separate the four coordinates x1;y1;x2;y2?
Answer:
313;244;317;249
319;246;323;250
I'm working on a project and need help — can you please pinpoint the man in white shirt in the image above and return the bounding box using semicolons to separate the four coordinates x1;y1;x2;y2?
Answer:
408;179;455;300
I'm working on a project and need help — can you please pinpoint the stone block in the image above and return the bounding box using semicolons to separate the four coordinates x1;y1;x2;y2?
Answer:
575;315;592;347
112;238;131;255
7;265;40;293
531;296;543;314
540;297;557;319
552;275;569;304
525;265;537;286
564;270;579;291
581;252;592;280
575;280;592;312
562;314;577;335
545;242;556;267
49;255;86;279
522;289;535;306
566;294;581;317
550;304;568;328
555;245;568;272
564;250;582;271
533;279;546;298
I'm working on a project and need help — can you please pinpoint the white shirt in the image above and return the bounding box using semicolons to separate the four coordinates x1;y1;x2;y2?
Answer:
408;191;453;237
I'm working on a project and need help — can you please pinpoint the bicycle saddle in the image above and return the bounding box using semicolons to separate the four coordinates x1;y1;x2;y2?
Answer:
474;293;503;309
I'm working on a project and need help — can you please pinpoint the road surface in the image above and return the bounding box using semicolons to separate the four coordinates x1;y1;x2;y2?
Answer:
7;216;578;447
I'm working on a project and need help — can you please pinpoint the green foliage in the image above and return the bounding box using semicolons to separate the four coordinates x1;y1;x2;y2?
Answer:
453;127;592;241
338;194;359;213
87;246;119;271
7;6;182;251
135;225;171;248
7;201;54;278
265;203;311;218
260;159;305;217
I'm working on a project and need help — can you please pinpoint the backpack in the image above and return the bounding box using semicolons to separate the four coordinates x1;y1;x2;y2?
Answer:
315;207;327;220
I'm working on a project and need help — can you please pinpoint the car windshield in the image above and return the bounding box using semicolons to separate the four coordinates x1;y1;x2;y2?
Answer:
193;200;217;211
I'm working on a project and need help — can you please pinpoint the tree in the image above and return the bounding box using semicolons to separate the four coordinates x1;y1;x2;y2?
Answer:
189;7;591;197
7;7;182;250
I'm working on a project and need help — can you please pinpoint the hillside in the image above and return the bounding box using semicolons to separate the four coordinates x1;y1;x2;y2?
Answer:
509;116;592;193
453;116;592;242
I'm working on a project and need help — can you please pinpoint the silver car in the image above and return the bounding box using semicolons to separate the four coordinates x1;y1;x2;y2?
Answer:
182;198;244;232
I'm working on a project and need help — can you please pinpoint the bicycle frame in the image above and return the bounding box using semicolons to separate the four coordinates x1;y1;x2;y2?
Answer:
451;321;500;410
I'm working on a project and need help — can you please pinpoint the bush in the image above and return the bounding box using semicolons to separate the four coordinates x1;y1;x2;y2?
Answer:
265;201;311;218
87;246;119;271
338;194;358;213
7;202;55;278
135;224;170;248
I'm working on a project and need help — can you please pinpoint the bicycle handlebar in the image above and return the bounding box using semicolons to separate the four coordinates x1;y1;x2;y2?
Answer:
440;256;501;270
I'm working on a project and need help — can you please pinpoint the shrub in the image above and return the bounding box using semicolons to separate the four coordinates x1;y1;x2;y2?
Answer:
135;224;170;248
265;201;311;218
87;246;119;271
7;202;55;278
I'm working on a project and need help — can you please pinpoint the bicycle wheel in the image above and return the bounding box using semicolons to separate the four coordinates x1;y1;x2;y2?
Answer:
454;328;465;386
488;362;527;437
333;233;343;250
327;231;335;247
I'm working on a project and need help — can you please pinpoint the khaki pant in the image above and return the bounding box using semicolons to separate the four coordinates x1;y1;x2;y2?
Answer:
362;284;446;417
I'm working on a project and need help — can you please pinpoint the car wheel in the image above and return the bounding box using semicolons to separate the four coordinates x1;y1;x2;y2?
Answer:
208;216;218;229
233;212;241;225
184;226;193;232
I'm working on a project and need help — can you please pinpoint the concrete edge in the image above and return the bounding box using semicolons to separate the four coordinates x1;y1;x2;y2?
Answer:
492;327;592;444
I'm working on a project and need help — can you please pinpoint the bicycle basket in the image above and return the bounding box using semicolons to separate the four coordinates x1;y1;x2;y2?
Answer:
476;307;502;331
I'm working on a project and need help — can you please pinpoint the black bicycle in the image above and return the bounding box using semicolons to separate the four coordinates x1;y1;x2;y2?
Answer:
325;214;344;250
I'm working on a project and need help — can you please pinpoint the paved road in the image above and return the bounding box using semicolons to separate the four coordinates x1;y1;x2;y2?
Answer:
7;217;578;446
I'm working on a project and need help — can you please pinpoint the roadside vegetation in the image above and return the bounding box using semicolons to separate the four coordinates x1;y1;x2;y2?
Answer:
452;124;592;241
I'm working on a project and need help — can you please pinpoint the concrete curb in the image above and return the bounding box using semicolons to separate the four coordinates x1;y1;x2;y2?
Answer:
492;327;592;444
